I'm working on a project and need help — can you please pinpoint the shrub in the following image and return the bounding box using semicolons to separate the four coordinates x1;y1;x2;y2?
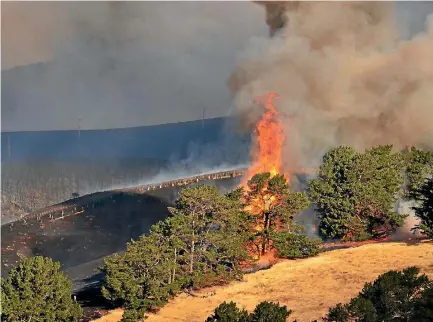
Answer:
249;301;292;322
205;301;249;322
205;301;293;322
324;266;433;322
271;232;322;259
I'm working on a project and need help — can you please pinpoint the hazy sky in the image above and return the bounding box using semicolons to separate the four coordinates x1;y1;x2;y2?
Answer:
1;1;432;132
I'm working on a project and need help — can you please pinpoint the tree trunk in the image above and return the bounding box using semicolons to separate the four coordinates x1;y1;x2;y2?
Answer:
190;241;194;273
173;247;177;282
190;220;195;274
262;212;270;256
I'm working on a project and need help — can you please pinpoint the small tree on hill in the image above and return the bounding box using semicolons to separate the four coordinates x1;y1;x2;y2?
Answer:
1;256;82;322
324;266;433;322
412;177;433;238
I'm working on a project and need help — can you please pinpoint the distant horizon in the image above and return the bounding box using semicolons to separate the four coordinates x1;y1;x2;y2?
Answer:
0;116;251;165
0;115;231;134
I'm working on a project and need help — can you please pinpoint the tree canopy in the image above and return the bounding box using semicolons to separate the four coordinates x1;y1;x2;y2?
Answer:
101;184;250;321
205;301;249;322
403;147;433;200
412;177;433;238
1;256;82;322
309;145;407;240
205;301;292;322
100;179;315;320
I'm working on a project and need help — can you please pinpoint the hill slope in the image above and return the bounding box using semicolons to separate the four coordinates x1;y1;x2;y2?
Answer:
94;242;433;322
1;117;250;163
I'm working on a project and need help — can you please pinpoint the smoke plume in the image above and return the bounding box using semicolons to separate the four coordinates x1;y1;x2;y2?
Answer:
2;2;266;131
230;1;433;171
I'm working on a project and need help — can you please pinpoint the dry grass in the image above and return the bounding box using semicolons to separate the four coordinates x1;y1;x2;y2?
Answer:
93;242;433;322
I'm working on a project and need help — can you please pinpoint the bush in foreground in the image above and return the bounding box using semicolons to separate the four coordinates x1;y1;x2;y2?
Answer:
206;301;292;322
1;256;82;322
324;266;433;322
250;301;293;322
205;301;249;322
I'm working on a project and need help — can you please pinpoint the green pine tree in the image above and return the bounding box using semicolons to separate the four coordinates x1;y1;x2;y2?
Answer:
167;184;250;288
101;184;250;320
403;146;433;200
1;256;82;322
412;177;433;238
309;145;407;240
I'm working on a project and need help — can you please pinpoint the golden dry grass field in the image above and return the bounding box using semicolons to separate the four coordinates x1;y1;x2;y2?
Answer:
93;242;433;322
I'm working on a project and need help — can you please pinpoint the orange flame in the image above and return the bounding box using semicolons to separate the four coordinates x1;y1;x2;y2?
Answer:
240;92;288;261
242;92;287;186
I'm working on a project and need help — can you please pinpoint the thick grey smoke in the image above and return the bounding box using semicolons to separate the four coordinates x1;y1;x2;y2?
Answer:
2;2;267;131
230;2;433;172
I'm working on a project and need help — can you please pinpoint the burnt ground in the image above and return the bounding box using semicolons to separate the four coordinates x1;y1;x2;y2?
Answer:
1;178;239;278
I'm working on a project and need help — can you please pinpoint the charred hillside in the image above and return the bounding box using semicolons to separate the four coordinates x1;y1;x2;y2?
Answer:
1;176;241;289
1;117;251;219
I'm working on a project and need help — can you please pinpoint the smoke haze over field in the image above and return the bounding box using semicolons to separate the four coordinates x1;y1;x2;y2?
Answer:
230;1;433;171
2;1;432;133
1;2;266;131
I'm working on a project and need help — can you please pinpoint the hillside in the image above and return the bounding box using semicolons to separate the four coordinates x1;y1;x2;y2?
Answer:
1;117;250;163
1;117;250;218
93;242;433;322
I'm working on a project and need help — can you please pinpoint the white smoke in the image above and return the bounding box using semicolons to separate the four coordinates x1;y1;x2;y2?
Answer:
230;2;433;172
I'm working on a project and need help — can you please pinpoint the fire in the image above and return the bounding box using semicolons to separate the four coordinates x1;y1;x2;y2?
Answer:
257;248;278;266
242;92;287;186
240;92;288;261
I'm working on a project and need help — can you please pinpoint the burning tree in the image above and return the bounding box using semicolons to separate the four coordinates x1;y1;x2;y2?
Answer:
238;92;313;259
243;172;310;258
